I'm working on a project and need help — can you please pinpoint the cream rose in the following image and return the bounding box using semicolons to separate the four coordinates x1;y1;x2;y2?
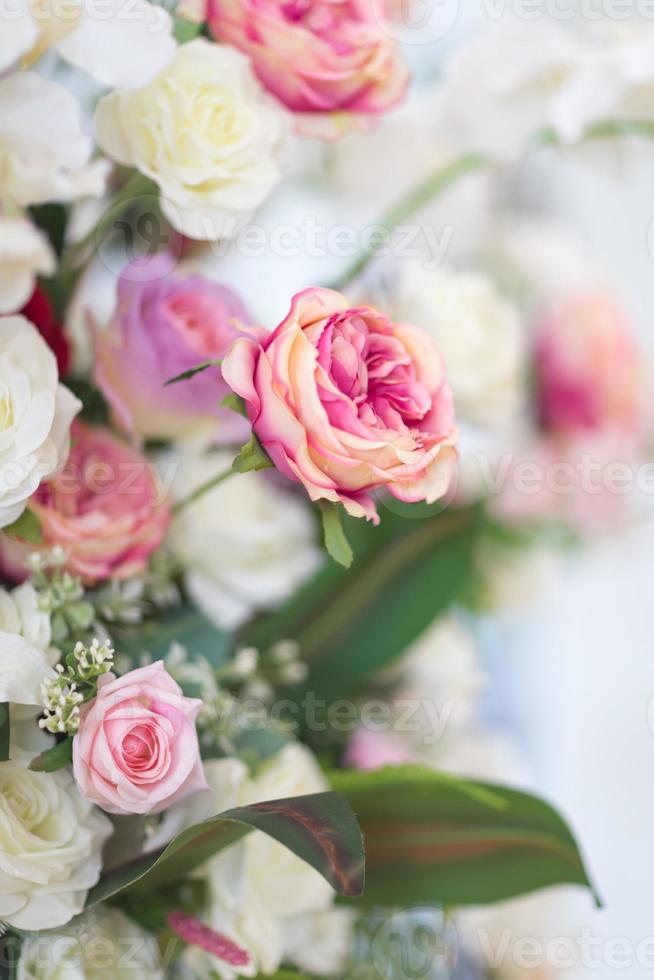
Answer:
17;906;164;979
166;449;322;630
389;264;526;426
0;218;55;315
0;73;106;208
183;744;335;979
0;761;112;930
0;316;81;529
96;39;284;241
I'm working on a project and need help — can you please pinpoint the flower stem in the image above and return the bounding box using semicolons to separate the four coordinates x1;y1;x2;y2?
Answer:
172;467;236;516
330;152;489;292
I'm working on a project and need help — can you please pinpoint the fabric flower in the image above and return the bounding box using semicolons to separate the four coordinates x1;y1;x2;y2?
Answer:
534;291;645;439
73;661;208;815
182;744;335;980
95;256;257;443
21;286;71;376
0;0;175;89
96;39;284;241
0;315;80;530
5;422;171;585
388;264;526;426
206;0;410;138
222;287;458;523
166;448;322;629
0;761;111;930
17;906;164;979
0;218;55;315
0;73;106;208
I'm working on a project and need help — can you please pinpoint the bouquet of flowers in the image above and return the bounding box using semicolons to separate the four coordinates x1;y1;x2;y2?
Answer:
1;3;652;978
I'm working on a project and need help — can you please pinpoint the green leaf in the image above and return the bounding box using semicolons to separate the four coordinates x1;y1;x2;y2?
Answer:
87;791;365;906
4;508;43;544
232;434;273;474
242;505;483;703
331;766;599;908
0;703;10;762
111;603;232;670
165;359;221;387
220;392;248;417
319;501;353;568
29;737;74;773
174;16;203;42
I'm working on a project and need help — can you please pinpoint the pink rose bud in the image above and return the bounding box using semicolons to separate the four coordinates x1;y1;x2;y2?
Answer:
95;255;260;444
206;0;410;138
0;421;171;585
534;291;646;439
73;661;208;815
222;287;458;524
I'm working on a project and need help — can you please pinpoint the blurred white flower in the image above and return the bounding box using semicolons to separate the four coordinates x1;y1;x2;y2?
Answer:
389;263;526;426
0;0;175;88
0;316;81;529
0;582;51;653
96;40;285;241
184;744;335;979
0;217;55;314
17;906;163;979
0;73;106;208
166;449;321;630
0;760;111;930
283;908;355;977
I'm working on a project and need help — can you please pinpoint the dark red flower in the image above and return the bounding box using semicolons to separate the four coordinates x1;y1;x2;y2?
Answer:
21;287;71;377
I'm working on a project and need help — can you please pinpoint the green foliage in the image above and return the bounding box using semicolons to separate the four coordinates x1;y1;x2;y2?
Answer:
165;360;221;386
87;791;365;906
29;737;74;773
331;766;598;907
319;502;353;568
4;509;42;544
0;704;10;762
232;434;273;474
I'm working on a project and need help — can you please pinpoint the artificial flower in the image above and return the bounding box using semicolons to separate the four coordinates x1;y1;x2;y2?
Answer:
5;421;171;585
222;287;458;523
206;0;409;139
184;744;335;979
0;761;111;930
0;316;80;530
73;660;208;815
166;448;322;629
95;40;285;240
0;218;55;315
534;290;645;439
16;906;164;979
0;73;106;208
95;256;258;444
388;264;527;426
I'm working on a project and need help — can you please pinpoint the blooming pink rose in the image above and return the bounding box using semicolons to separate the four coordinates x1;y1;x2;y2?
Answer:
95;256;258;444
1;422;171;584
206;0;410;138
534;291;645;439
73;661;208;815
222;287;457;523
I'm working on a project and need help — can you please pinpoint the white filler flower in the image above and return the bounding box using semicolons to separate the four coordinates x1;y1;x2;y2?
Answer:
96;39;285;241
0;316;81;529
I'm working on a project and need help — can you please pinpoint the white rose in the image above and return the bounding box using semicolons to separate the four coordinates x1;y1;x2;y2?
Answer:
185;744;335;979
0;73;106;208
0;316;81;529
0;218;55;315
96;40;285;241
389;263;526;426
167;450;321;630
0;760;112;930
0;0;175;87
17;906;164;979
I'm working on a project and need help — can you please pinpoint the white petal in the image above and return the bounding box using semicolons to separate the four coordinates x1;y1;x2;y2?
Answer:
0;1;38;72
0;631;56;705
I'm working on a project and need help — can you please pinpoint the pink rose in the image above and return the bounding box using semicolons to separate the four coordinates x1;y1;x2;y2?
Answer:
222;287;457;523
95;256;258;444
2;422;171;584
344;727;413;771
534;291;645;439
73;662;208;815
206;0;410;138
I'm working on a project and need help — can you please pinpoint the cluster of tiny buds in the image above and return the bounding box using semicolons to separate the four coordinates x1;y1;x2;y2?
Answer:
26;546;68;575
74;639;115;679
39;667;84;735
